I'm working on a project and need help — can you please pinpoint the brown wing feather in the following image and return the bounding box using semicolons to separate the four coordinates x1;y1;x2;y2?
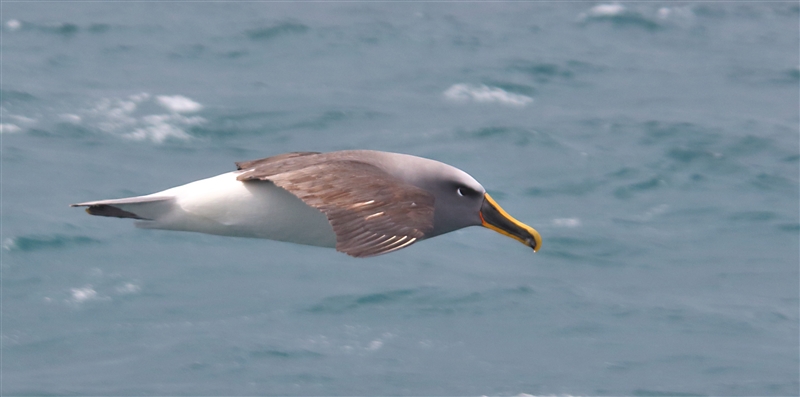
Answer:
235;151;321;172
238;159;434;258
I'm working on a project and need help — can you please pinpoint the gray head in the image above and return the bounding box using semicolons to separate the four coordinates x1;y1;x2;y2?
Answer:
363;151;540;250
389;155;485;236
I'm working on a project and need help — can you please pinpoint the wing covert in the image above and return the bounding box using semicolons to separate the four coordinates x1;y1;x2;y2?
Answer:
238;160;435;257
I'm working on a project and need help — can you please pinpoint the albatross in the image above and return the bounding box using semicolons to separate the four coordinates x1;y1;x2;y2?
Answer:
71;150;541;258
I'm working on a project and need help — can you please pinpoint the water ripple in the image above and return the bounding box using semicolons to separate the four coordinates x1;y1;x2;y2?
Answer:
304;286;536;315
3;234;100;252
246;21;309;41
249;348;324;360
578;3;663;31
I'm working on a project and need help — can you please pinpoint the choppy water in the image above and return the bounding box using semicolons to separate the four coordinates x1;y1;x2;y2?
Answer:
2;3;798;395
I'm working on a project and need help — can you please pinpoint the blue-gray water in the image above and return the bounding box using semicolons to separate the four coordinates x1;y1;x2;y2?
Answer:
2;3;798;395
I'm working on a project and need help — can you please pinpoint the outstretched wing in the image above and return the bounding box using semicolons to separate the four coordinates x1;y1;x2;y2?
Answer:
237;159;435;258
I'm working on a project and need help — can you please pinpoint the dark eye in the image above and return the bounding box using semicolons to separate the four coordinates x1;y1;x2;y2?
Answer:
457;186;475;197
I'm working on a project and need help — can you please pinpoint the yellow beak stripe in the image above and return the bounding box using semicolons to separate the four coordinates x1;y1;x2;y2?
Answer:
480;193;542;252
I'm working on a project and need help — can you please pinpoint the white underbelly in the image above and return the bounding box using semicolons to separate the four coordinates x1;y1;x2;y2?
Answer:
137;172;337;247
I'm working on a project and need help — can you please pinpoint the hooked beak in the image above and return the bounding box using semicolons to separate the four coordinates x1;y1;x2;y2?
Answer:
479;193;542;252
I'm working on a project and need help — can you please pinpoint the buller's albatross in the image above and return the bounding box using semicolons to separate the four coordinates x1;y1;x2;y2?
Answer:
71;150;541;258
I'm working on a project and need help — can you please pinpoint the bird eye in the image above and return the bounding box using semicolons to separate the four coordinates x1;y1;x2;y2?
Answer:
457;187;471;197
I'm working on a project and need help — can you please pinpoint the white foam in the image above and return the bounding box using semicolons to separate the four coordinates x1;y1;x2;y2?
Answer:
552;218;581;228
92;97;138;134
444;84;532;107
578;3;626;22
367;340;383;351
117;100;136;114
129;92;151;103
70;286;98;303
59;113;82;123
588;3;626;17
128;121;191;142
0;113;36;133
6;19;21;31
10;114;37;124
126;113;203;143
656;6;694;20
116;282;141;294
0;123;21;134
634;203;669;221
2;237;16;250
85;93;206;143
156;95;203;113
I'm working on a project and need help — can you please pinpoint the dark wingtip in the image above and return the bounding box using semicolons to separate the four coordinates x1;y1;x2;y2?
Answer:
84;205;147;220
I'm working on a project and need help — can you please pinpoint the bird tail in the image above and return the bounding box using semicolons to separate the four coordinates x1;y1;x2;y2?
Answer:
70;195;175;221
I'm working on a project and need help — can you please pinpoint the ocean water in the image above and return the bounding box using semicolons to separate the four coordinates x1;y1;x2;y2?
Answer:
2;2;798;395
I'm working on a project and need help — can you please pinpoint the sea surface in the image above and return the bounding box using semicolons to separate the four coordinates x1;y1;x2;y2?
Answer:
2;2;798;396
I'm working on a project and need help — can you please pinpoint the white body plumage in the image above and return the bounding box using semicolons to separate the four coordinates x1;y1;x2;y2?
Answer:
82;172;337;247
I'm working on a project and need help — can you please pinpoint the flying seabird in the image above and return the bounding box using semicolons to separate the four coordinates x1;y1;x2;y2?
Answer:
71;150;541;258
